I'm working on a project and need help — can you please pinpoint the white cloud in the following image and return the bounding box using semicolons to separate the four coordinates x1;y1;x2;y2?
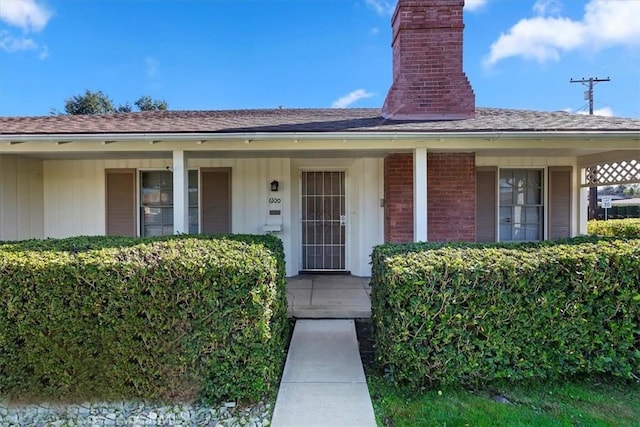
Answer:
365;0;395;16
0;1;52;58
0;0;52;32
532;0;562;17
332;89;374;108
485;0;640;67
38;45;48;59
366;0;488;15
371;27;380;36
582;0;640;49
577;107;614;117
145;56;160;78
0;32;49;59
563;106;614;117
465;0;488;12
0;33;36;52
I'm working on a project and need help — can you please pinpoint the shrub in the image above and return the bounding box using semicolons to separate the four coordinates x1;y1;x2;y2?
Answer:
371;238;640;390
588;218;640;238
0;234;288;404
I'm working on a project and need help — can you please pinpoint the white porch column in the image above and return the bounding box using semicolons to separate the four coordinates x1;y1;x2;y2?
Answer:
414;148;428;242
172;150;189;234
579;186;589;235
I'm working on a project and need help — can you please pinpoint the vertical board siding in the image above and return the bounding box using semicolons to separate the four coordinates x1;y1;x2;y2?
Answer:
41;156;380;276
476;167;497;242
44;159;170;237
0;156;17;240
548;166;573;240
352;157;385;276
0;156;44;240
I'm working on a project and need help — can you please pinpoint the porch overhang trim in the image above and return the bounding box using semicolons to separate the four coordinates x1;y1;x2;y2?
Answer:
1;130;639;144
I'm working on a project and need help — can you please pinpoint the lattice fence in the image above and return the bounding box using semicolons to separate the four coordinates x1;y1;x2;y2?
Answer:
583;159;640;187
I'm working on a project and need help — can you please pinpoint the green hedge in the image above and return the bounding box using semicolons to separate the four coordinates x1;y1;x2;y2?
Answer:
0;234;289;404
588;218;640;238
371;238;640;390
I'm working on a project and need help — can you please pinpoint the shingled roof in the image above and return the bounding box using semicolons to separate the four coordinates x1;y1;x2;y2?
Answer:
1;108;639;136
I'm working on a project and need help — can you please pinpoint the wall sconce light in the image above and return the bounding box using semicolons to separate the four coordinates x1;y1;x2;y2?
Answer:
270;180;279;192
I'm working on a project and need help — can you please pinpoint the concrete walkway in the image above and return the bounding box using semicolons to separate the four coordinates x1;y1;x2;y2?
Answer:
271;319;376;427
286;275;371;318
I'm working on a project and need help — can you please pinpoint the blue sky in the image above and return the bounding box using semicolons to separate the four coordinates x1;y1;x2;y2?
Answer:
1;0;639;118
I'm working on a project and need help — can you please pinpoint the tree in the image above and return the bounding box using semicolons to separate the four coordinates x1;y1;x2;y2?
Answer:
623;184;640;197
135;95;168;111
54;90;168;115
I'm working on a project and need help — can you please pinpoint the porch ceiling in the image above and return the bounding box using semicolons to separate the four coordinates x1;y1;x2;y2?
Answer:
1;149;394;161
1;133;638;161
1;147;638;162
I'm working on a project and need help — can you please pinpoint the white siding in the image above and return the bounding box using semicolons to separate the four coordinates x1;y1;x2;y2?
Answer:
190;158;293;275
42;157;382;276
350;158;385;277
0;155;44;240
43;159;172;238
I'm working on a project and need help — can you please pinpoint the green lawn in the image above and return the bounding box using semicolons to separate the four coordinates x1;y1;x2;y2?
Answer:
368;376;640;427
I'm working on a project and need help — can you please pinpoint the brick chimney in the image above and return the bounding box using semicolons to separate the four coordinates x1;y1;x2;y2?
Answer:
382;0;475;120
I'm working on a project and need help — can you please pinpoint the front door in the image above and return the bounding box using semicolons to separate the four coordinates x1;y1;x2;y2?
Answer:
301;171;346;271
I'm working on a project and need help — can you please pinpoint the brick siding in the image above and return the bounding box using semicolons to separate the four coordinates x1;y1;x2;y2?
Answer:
384;152;476;243
384;154;414;242
427;153;476;242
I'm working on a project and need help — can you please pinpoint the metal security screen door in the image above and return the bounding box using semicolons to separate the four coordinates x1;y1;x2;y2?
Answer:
301;171;346;271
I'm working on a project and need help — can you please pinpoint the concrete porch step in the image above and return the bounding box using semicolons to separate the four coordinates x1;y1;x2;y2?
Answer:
286;275;371;319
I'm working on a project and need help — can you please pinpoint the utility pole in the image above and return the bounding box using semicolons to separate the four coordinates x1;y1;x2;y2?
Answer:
570;76;611;220
570;77;610;114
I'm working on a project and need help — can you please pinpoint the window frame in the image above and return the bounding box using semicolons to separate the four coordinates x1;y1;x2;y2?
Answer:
137;168;200;237
496;167;548;242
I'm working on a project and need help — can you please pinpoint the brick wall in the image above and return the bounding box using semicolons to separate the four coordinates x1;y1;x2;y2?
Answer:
427;152;476;242
384;152;476;243
384;154;414;242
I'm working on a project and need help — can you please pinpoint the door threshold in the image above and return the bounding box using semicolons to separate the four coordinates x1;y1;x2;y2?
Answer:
298;270;351;275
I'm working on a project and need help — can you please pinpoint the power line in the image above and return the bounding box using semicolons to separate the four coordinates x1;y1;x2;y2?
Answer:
570;77;611;115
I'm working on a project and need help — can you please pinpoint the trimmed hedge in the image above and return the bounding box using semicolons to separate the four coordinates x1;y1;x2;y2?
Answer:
371;238;640;389
0;234;288;404
588;218;640;238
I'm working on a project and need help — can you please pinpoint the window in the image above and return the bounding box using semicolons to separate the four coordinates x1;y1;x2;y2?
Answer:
140;170;198;236
499;169;543;241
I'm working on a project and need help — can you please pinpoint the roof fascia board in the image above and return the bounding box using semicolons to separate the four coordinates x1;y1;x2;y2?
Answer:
1;130;639;143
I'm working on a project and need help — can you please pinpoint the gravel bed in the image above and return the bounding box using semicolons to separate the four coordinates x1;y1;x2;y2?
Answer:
0;399;271;426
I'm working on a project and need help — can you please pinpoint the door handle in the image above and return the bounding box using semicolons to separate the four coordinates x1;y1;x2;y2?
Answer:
340;215;346;226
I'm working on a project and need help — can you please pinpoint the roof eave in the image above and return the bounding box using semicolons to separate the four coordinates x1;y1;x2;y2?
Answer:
2;129;639;143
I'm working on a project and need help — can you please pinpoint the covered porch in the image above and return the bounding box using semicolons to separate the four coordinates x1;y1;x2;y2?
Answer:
1;108;639;278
